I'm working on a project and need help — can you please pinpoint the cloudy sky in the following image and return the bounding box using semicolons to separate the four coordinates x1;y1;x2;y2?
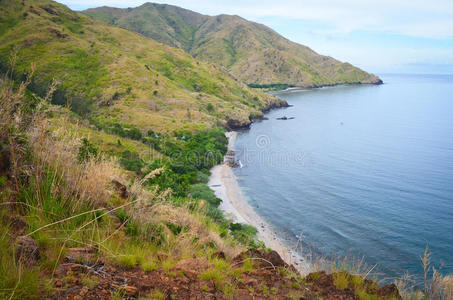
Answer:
59;0;453;74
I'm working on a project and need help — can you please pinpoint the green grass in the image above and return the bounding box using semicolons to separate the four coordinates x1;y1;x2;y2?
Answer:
148;289;166;300
334;272;349;290
0;227;44;300
200;258;235;289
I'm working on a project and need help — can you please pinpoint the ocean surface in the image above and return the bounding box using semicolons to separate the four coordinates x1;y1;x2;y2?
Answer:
233;74;453;281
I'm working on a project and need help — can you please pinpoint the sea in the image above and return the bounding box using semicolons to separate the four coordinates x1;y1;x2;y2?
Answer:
233;74;453;281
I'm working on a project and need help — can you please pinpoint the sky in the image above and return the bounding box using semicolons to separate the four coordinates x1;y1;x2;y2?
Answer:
59;0;453;74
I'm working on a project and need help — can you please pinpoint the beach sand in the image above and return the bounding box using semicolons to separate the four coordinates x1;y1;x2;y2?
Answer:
209;132;309;274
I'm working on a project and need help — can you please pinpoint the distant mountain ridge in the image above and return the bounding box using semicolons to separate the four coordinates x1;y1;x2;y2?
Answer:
83;3;382;88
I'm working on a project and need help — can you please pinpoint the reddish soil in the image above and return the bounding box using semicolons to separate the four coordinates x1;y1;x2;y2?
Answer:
49;249;401;299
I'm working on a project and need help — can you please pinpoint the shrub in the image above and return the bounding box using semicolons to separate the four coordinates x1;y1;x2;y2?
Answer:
109;123;142;140
229;223;258;246
77;138;98;163
165;222;183;235
206;103;214;112
206;206;226;223
115;208;128;223
120;150;144;172
249;111;263;120
190;184;221;207
195;171;209;184
141;222;165;245
125;220;139;237
0;175;6;186
126;127;142;140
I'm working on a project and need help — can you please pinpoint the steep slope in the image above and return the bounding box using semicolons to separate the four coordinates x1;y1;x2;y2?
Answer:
0;0;286;133
83;3;382;88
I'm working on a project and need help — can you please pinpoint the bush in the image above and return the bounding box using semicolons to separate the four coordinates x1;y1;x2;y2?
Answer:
108;123;142;140
126;127;142;140
141;222;165;245
206;206;226;223
77;138;98;163
206;103;214;112
249;111;263;120
229;223;258;246
165;222;183;235
125;220;139;237
247;83;294;90
115;208;128;223
0;175;6;186
190;184;221;207
120;150;144;172
195;171;209;184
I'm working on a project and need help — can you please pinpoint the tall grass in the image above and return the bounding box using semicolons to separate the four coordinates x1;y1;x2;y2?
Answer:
297;240;452;299
0;226;43;299
392;246;453;300
0;63;48;299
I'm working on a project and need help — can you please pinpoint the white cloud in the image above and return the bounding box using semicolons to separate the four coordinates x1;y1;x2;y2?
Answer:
61;0;453;39
58;0;453;73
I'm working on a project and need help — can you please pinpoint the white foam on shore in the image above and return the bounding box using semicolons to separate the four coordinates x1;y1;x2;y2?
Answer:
209;131;309;274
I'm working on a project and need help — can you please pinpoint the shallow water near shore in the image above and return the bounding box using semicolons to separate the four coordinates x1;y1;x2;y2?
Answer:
233;74;453;281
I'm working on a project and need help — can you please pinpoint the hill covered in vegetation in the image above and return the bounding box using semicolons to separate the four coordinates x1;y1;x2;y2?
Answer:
0;0;287;134
83;2;382;88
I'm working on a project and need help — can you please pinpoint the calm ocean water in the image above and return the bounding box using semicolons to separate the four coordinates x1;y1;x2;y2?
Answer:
233;74;453;280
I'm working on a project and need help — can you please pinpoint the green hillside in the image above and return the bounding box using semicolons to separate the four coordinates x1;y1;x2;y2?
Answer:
0;0;287;134
83;3;382;88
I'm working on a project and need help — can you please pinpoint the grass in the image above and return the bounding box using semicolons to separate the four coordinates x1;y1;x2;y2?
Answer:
81;273;99;289
199;257;250;294
334;271;350;290
147;289;166;300
301;248;453;300
142;260;158;272
0;227;44;300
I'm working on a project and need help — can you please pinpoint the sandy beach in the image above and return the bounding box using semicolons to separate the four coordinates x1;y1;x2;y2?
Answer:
209;132;309;274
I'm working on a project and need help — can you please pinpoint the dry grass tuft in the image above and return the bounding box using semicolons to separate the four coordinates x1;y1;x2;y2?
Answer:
443;276;453;300
131;201;244;259
28;122;120;208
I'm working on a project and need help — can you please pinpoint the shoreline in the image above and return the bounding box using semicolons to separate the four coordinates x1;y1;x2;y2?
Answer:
267;81;384;95
209;132;309;274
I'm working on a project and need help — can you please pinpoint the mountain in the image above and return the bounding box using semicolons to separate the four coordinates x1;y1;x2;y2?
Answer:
83;3;382;88
0;0;287;134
